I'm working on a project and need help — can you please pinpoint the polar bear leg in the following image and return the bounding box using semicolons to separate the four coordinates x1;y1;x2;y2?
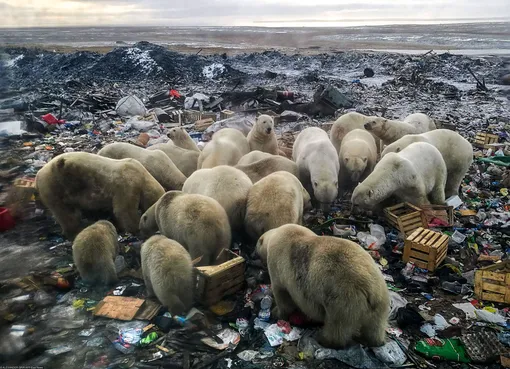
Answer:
272;284;298;320
112;192;140;234
429;184;446;205
317;308;354;348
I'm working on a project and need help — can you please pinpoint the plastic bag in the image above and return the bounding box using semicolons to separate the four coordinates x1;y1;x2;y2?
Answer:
389;292;408;320
116;95;147;117
372;341;407;365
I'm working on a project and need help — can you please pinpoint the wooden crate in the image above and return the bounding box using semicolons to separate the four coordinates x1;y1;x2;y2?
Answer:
474;132;499;149
384;202;428;236
220;110;235;120
474;261;510;304
403;227;449;271
420;204;454;227
194;249;245;306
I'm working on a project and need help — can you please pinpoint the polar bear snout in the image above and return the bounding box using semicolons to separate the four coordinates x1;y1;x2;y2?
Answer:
364;122;374;130
266;127;272;134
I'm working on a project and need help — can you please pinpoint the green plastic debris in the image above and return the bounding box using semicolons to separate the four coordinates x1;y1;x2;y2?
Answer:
477;156;510;167
415;338;470;363
140;332;158;346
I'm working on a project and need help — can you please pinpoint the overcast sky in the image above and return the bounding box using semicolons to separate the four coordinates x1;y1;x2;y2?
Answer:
1;0;509;28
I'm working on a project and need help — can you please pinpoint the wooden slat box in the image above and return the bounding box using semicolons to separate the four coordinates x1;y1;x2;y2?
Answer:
475;261;510;304
420;204;454;227
403;227;449;271
194;249;245;306
474;132;499;149
384;202;428;236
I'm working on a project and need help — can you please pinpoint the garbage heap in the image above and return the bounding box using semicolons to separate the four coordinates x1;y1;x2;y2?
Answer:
1;44;510;368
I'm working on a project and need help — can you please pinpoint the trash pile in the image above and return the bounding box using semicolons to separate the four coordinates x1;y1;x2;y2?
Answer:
1;43;510;368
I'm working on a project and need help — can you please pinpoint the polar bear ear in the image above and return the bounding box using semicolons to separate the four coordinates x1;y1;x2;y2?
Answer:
396;147;401;152
362;157;367;163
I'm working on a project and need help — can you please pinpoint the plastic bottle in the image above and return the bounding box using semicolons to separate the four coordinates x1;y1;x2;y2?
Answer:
258;295;273;321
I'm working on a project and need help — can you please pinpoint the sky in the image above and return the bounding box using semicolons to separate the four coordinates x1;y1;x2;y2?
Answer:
1;0;509;28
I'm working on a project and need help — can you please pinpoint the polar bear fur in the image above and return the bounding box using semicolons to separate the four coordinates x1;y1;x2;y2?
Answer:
329;112;381;153
256;224;389;348
147;142;199;177
339;129;377;186
352;142;447;208
245;172;312;240
382;129;472;197
139;191;231;266
36;152;165;240
141;235;193;315
98;142;186;191
182;165;253;231
403;113;437;132
292;127;339;211
247;114;278;154
72;220;119;286
167;127;200;152
198;128;250;169
235;156;298;184
237;150;273;166
364;113;436;146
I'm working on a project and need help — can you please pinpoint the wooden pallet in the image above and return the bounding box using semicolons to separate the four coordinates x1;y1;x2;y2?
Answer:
474;261;510;304
420;204;454;227
384;202;428;236
403;227;449;271
474;132;499;149
194;249;245;306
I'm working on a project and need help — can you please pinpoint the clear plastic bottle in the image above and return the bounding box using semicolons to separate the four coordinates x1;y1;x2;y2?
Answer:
258;295;273;321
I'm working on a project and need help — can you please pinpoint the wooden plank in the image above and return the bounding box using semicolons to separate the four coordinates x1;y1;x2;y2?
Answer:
483;271;506;282
414;229;429;243
400;212;421;221
409;249;430;262
482;292;505;303
407;227;424;242
436;246;448;263
410;242;430;254
426;232;442;247
482;282;507;294
410;258;428;269
421;230;435;245
474;271;483;297
401;216;423;226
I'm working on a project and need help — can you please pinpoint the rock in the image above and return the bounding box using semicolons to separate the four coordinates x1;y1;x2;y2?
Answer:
364;68;375;78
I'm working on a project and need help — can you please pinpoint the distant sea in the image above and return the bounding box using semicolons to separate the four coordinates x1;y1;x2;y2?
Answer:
1;22;509;55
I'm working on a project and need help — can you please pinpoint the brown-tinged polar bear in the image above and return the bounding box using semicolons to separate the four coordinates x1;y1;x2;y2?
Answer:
139;191;231;266
292;127;339;211
256;224;389;348
167;127;200;152
182;165;252;231
247;114;278;154
382;129;472;198
364;112;436;146
237;150;273;166
72;220;119;286
141;235;193;315
36;152;165;240
352;142;447;208
235;155;298;184
329;112;381;153
98;142;186;191
147;142;199;177
198;128;250;169
245;172;312;240
339;129;377;186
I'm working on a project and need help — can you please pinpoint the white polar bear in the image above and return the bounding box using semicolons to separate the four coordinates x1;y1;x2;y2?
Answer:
403;113;437;132
352;142;447;208
364;113;436;146
381;129;473;197
339;129;377;186
247;115;279;154
293;127;339;211
329;112;381;153
198;128;250;169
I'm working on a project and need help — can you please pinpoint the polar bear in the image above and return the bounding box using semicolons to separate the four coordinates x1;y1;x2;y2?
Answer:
198;128;250;169
256;224;389;348
352;142;447;208
182;165;252;232
139;191;231;266
98;142;186;191
141;235;193;315
381;129;472;197
245;172;312;240
147;141;199;177
235;155;298;184
403;113;437;132
167;127;200;152
36;152;165;240
72;220;119;286
247;114;278;154
339;129;377;187
329;112;381;153
237;151;273;166
364;113;436;146
292;127;339;211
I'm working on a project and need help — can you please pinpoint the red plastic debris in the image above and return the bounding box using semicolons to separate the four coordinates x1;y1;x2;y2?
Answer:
41;113;65;125
0;207;15;232
169;90;181;99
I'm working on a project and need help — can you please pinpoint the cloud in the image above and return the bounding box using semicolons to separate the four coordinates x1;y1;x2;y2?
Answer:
0;0;508;27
